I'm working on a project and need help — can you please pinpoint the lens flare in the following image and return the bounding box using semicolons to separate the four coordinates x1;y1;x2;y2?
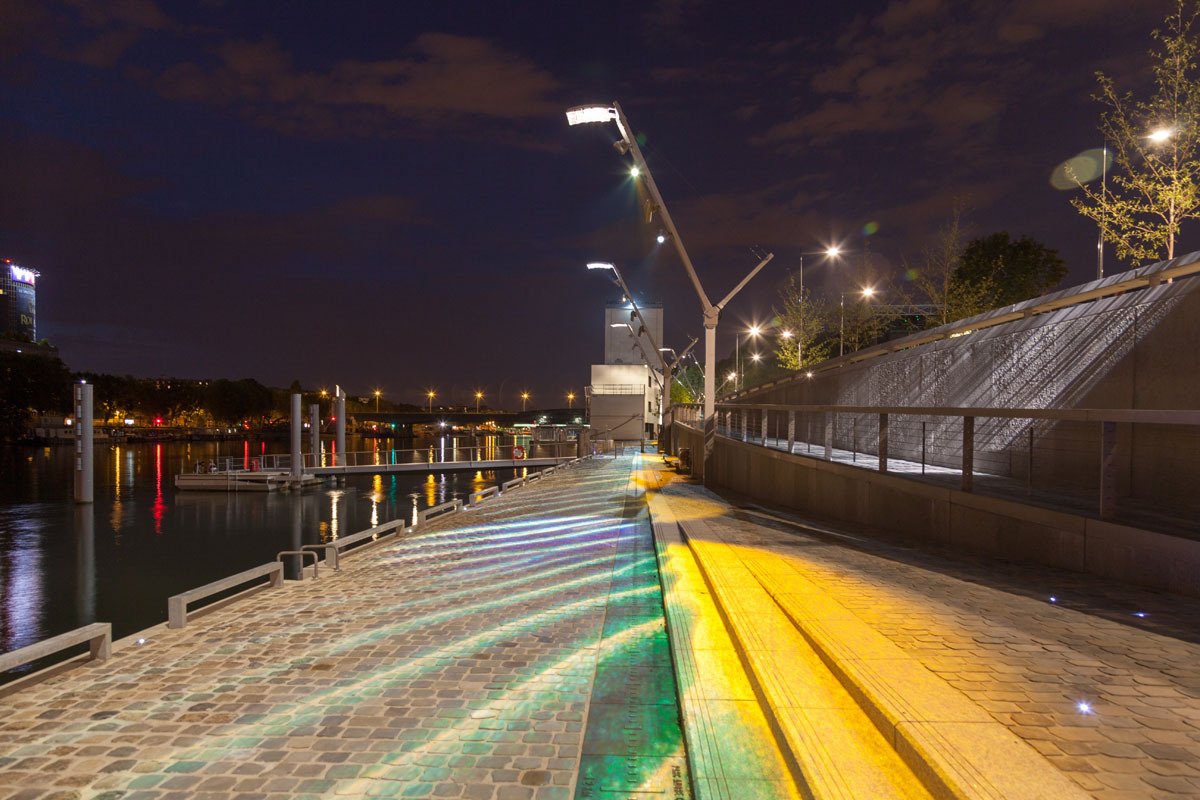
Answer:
1050;148;1111;190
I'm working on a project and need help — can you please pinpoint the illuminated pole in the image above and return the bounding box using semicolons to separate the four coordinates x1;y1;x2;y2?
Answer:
335;385;346;468
428;390;435;414
74;382;94;504
374;390;380;413
309;403;320;464
567;392;575;409
290;393;302;479
475;391;483;414
1098;143;1107;279
568;102;773;475
521;392;529;411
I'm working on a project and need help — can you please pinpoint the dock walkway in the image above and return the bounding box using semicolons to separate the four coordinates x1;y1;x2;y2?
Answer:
0;453;690;800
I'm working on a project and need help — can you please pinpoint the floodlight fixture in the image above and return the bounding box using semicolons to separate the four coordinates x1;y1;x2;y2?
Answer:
1147;128;1173;142
565;105;617;126
587;262;617;271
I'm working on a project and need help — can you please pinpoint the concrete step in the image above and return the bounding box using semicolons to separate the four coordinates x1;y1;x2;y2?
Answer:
644;472;801;800
680;516;935;800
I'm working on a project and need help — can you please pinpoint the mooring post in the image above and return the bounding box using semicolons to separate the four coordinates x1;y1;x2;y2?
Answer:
335;386;347;469
290;393;302;478
74;382;94;504
309;404;320;465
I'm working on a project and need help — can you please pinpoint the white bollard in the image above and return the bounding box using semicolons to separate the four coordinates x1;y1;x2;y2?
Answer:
74;382;93;504
291;393;302;478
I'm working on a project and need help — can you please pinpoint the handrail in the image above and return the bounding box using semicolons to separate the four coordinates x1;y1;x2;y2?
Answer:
168;563;283;628
469;486;500;507
417;499;463;527
680;402;1200;427
0;623;112;675
301;519;406;571
727;252;1200;399
277;550;318;581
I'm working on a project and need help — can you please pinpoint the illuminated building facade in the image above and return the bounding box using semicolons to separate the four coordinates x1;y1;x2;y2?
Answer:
1;261;38;341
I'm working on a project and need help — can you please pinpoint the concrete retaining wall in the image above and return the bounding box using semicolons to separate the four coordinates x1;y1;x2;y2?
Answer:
676;422;1200;598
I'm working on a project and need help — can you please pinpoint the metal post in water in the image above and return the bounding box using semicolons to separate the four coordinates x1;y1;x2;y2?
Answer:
309;404;320;465
290;393;302;479
336;386;347;469
74;382;94;504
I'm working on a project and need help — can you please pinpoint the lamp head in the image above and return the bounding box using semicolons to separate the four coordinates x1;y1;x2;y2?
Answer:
862;287;876;298
749;325;761;336
587;262;616;272
1147;127;1173;142
780;330;793;339
565;105;616;126
826;246;841;257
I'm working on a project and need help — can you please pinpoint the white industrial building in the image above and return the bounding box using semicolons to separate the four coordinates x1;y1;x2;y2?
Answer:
587;301;663;441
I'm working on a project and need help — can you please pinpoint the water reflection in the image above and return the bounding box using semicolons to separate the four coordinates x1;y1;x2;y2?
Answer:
0;434;520;655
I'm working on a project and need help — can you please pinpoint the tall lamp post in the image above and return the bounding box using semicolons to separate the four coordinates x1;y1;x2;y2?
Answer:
374;390;381;413
475;391;483;414
797;246;841;367
521;392;529;411
735;326;761;392
840;287;876;357
568;102;772;474
427;390;435;414
567;392;575;409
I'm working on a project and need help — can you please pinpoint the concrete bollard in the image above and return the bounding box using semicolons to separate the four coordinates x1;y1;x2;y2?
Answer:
291;393;302;478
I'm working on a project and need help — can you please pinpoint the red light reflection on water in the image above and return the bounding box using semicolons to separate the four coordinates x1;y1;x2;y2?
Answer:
153;443;165;535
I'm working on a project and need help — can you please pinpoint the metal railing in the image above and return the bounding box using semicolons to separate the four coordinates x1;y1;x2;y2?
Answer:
194;442;576;474
674;402;1200;532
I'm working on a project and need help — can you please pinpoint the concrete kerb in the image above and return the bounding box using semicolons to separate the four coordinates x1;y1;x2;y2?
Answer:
469;485;500;507
416;498;463;528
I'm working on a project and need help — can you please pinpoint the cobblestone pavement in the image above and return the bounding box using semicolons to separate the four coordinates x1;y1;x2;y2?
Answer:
0;454;690;800
677;484;1200;800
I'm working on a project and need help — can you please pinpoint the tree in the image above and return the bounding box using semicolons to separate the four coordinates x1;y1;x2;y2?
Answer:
0;353;71;438
893;200;995;327
954;232;1067;309
772;274;835;369
1073;1;1200;264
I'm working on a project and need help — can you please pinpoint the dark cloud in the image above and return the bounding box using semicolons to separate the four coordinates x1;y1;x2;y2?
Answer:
153;33;562;142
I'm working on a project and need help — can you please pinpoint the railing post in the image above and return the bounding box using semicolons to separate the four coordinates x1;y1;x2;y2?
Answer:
740;409;747;442
761;408;768;447
787;410;795;454
962;416;974;492
878;413;888;472
1100;421;1117;519
921;421;927;474
824;413;833;461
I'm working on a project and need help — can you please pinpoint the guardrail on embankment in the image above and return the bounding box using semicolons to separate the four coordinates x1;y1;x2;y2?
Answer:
672;404;1200;596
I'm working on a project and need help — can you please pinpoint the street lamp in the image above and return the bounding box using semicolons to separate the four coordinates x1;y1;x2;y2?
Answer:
567;392;575;409
735;325;762;392
840;287;877;357
475;391;483;414
427;390;435;414
374;389;381;413
569;101;773;470
521;392;530;411
797;246;842;367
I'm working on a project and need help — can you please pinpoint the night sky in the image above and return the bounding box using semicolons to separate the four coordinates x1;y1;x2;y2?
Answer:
0;1;1173;408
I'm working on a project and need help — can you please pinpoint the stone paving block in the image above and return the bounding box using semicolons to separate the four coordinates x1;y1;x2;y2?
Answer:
0;455;696;800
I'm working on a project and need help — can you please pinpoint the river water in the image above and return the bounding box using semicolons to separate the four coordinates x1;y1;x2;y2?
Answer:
0;434;536;665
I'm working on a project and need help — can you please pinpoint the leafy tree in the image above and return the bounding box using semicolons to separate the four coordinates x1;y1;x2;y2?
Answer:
0;353;72;438
772;275;836;369
1073;1;1200;263
954;232;1067;309
893;200;996;327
